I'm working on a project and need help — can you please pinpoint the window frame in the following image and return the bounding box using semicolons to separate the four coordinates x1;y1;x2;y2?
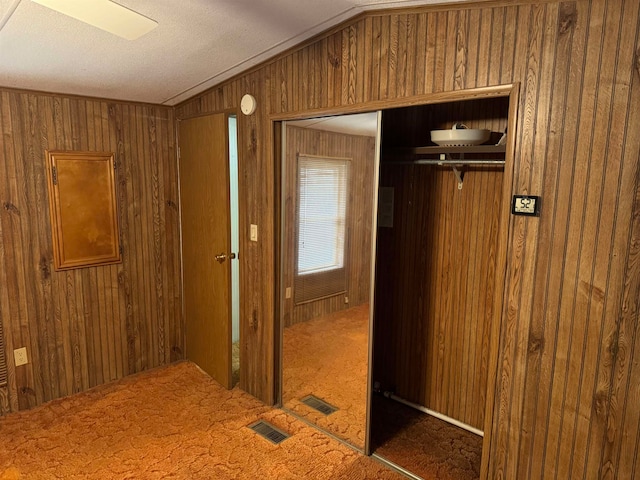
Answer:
293;154;351;305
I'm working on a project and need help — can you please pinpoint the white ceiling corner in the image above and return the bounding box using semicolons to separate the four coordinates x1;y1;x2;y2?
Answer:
287;112;379;137
0;0;467;106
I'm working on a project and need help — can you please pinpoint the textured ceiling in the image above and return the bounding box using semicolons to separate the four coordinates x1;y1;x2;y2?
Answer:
0;0;463;105
288;112;379;136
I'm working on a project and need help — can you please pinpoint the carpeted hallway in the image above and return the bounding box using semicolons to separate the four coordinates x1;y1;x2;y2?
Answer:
0;361;402;480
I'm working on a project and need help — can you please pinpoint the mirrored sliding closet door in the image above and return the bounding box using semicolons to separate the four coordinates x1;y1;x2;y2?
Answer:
279;112;380;451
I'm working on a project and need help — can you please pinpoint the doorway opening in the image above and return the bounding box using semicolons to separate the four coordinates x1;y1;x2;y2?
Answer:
370;91;516;479
274;83;518;480
229;115;240;387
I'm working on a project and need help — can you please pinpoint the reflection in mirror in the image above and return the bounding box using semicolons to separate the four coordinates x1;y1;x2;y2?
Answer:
281;112;379;450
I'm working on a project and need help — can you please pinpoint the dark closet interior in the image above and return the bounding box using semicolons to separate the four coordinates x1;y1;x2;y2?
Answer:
371;96;511;479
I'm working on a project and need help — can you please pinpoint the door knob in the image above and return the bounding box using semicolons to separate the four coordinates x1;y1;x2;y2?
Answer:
215;252;237;263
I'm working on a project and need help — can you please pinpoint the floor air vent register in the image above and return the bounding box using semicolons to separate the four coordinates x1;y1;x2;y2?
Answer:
248;420;290;445
301;395;338;415
0;319;7;387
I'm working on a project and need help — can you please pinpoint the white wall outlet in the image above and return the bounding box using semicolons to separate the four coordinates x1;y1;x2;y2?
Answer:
14;347;28;366
250;224;258;242
285;287;292;299
344;296;349;304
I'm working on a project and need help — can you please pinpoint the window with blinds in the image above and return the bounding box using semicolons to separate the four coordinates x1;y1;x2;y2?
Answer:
294;155;350;304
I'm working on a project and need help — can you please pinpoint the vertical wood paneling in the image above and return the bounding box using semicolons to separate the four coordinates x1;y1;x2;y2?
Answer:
282;126;375;327
171;0;640;477
0;386;8;415
0;90;182;413
374;166;503;430
609;6;640;477
510;5;564;476
579;1;639;477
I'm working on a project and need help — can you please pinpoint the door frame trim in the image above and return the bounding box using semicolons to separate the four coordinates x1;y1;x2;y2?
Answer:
271;83;520;479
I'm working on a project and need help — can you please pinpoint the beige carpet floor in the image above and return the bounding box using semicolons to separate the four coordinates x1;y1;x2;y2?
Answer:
372;395;483;480
232;340;240;387
282;304;369;449
0;361;403;480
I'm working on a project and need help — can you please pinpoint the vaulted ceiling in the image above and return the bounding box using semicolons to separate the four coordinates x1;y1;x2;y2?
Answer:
0;0;468;105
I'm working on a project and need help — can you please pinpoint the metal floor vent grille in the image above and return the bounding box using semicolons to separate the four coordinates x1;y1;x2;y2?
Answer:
248;420;289;445
301;395;338;415
0;318;7;387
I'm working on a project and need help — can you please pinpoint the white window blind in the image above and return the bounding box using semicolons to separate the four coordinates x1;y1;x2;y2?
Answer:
295;155;350;304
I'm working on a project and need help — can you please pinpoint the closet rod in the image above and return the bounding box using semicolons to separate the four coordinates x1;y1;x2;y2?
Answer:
391;159;505;166
383;391;484;437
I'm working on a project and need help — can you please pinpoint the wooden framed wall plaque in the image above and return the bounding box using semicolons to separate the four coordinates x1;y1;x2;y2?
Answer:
45;151;122;270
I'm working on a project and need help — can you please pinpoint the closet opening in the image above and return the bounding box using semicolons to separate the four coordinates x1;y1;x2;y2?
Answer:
370;91;516;479
273;83;518;480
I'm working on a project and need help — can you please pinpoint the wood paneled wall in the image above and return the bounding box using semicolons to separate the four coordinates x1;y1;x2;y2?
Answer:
0;89;183;413
0;387;8;415
177;0;640;477
375;165;503;430
381;96;510;150
283;126;376;327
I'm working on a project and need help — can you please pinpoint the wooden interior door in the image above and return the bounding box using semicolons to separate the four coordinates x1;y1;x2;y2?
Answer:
179;113;232;388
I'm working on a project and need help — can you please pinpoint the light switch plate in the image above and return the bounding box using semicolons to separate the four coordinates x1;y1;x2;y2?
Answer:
512;195;540;216
250;224;258;242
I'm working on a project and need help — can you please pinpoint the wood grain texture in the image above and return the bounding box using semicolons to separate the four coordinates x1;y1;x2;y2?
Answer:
167;0;638;477
0;386;8;415
0;0;636;477
45;151;121;270
282;125;376;327
0;89;182;413
179;113;232;388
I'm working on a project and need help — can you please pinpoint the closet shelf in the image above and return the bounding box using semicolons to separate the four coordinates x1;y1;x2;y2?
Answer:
406;144;506;190
413;144;507;155
388;144;507;165
412;159;505;165
413;146;506;189
384;145;506;190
